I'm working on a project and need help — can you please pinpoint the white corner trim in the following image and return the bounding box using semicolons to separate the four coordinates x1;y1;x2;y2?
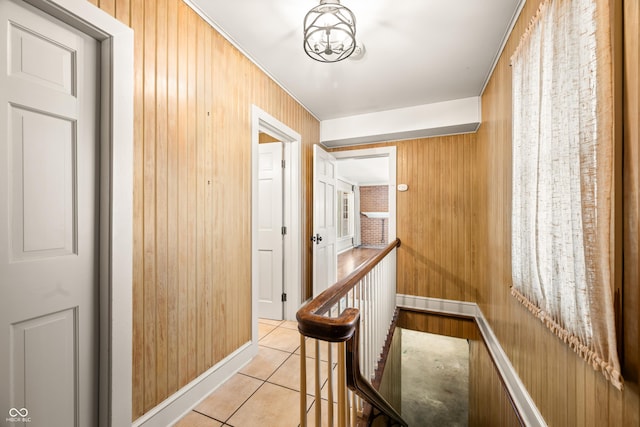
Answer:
181;0;319;122
396;294;547;427
479;0;527;96
132;342;256;427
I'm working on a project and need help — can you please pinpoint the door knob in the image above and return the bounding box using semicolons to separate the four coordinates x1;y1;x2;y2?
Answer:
316;234;322;242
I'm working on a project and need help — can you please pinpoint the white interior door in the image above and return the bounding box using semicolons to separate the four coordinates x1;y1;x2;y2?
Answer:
0;1;98;425
257;142;284;320
313;145;337;296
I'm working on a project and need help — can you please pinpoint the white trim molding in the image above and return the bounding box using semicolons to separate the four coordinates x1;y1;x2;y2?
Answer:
251;105;302;326
132;342;255;427
396;294;547;427
331;147;397;242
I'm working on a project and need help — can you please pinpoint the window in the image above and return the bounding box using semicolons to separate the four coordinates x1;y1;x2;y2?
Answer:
337;190;354;239
510;0;622;389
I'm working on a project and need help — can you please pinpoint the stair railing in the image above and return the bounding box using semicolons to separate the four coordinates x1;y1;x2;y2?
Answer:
297;239;407;427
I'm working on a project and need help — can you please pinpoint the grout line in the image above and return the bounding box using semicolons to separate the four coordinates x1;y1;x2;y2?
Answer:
257;326;278;342
178;324;314;426
191;409;225;425
262;351;296;383
222;378;268;424
258;343;301;353
263;379;315;397
223;338;301;425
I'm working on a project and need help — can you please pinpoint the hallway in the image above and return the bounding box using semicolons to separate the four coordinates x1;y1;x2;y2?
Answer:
174;319;335;426
337;247;381;281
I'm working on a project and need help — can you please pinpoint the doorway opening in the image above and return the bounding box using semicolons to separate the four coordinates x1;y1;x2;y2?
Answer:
312;146;396;296
251;106;301;338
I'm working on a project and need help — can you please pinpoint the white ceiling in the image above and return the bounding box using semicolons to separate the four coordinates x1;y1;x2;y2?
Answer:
185;0;523;121
337;157;389;186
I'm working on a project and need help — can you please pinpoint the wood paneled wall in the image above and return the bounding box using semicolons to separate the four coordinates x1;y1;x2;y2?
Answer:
623;0;640;384
397;310;479;341
89;0;319;419
476;0;640;425
331;133;480;302
377;327;403;415
468;339;521;427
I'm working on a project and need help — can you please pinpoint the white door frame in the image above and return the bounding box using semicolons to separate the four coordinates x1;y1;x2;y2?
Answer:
331;146;397;241
251;106;301;335
20;1;134;426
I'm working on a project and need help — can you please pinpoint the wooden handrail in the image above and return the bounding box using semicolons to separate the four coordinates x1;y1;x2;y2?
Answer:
297;238;407;426
296;238;401;341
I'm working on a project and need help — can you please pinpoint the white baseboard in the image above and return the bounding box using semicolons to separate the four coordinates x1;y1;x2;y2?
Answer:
396;294;547;427
132;341;258;427
396;294;478;318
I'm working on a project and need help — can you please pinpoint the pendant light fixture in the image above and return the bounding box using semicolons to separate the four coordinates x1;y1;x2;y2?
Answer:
303;0;356;63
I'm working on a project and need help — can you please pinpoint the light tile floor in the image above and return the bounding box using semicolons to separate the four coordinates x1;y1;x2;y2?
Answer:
173;319;335;427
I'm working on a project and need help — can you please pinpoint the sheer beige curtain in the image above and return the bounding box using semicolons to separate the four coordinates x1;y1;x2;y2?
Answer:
510;0;622;389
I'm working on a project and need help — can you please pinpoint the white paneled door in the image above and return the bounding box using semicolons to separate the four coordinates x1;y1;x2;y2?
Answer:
258;142;284;320
312;145;337;296
0;1;99;426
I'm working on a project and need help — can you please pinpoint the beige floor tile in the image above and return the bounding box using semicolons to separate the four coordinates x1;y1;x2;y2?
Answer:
268;354;329;395
295;337;338;363
258;322;276;339
258;318;283;326
280;320;299;330
226;382;304;427
305;399;339;427
259;326;301;353
239;346;290;380
172;411;222;427
194;373;261;422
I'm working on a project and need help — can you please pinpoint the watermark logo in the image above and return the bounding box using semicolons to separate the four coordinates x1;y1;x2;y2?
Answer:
6;407;31;423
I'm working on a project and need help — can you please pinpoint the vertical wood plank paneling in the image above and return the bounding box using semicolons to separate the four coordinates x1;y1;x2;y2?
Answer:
623;0;640;422
474;0;640;425
129;0;144;418
93;0;319;418
194;17;205;376
185;6;198;386
165;0;179;396
176;0;189;390
397;310;479;341
468;339;520;427
203;20;213;371
143;2;158;411
623;0;640;387
211;29;225;362
114;0;129;26
332;135;480;303
154;0;168;402
98;0;114;16
142;0;157;412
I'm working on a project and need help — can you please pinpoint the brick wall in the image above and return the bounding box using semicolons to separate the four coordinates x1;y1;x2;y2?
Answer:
359;185;389;246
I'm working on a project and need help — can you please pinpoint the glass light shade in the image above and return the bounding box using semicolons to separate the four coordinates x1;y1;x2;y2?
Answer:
303;0;356;63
